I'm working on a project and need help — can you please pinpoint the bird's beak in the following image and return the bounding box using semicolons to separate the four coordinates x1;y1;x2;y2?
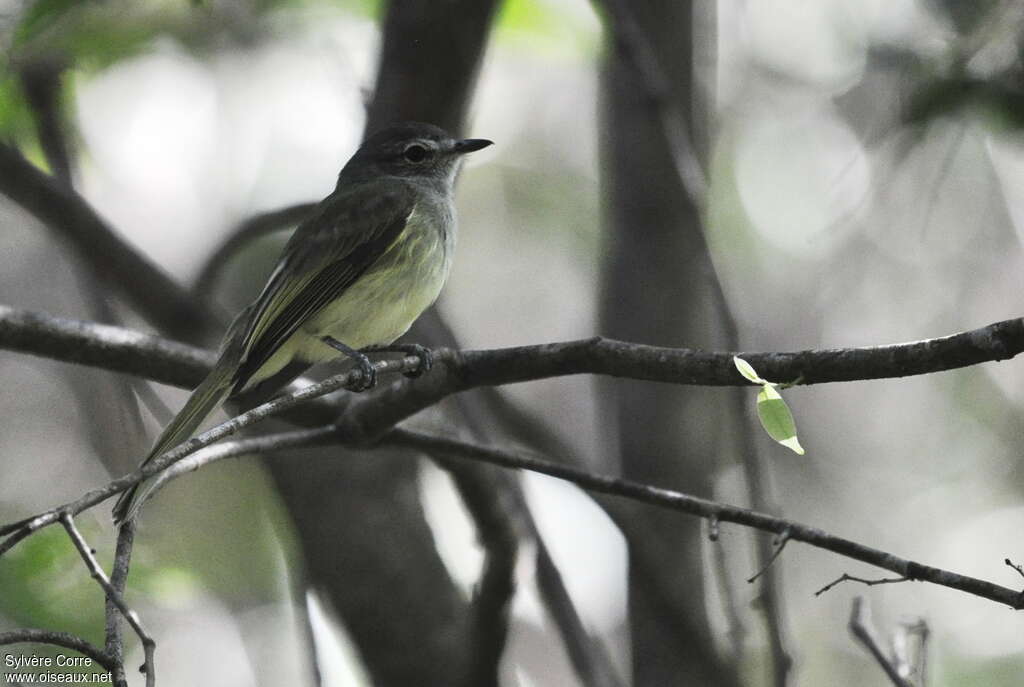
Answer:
452;138;493;154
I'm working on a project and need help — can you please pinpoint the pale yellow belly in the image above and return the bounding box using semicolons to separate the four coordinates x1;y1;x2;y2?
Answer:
249;219;451;383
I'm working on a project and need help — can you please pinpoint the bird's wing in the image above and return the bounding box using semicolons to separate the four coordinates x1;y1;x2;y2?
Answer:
230;182;415;391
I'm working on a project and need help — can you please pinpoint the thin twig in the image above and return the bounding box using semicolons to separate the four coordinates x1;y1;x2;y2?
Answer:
0;357;418;556
747;528;791;584
707;515;720;542
848;597;914;687
0;629;116;672
157;427;337;487
7;420;1024;611
60;513;154;687
815;573;910;597
381;430;1024;610
709;526;747;659
1005;557;1024;579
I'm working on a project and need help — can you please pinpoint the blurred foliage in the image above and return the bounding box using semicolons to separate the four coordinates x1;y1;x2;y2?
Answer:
12;1;178;66
137;459;291;605
495;0;598;55
1;1;183;147
498;0;564;38
0;74;36;144
0;518;202;637
0;524;105;640
0;0;595;147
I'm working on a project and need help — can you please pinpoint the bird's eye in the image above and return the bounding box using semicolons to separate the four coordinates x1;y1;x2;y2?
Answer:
403;144;429;163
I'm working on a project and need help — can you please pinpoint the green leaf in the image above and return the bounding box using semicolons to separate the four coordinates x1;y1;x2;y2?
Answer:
756;384;805;455
733;356;768;385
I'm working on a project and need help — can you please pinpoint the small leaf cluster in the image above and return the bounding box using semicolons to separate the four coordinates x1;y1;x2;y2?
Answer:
734;357;804;455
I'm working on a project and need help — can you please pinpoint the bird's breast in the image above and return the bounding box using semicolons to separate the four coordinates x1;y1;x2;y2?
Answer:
300;205;455;356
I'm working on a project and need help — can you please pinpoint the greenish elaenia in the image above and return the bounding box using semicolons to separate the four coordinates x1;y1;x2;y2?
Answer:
113;121;492;523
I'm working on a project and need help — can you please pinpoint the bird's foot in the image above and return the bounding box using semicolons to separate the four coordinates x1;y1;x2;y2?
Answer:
349;352;377;391
323;336;377;391
364;343;433;378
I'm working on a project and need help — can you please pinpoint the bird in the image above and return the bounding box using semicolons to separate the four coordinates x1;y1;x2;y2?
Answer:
112;121;492;523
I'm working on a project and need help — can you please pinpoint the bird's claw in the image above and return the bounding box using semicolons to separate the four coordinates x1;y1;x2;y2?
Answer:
351;354;377;391
401;344;433;378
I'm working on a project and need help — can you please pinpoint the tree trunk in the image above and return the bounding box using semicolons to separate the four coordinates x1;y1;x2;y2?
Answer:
599;2;741;685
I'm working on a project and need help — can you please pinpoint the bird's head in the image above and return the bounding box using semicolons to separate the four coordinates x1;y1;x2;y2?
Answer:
339;121;492;187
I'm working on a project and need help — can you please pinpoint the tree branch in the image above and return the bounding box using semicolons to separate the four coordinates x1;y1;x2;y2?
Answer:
433;460;519;687
5;305;1021;414
0;145;223;343
16;293;611;685
438;339;629;686
442;319;1024;386
60;514;154;687
0;304;213;393
3;306;1024;612
328;316;1024;447
0;357;418;556
104;521;135;687
596;0;787;679
424;319;614;687
380;429;1024;610
6;418;1024;614
18;58;73;185
848;597;915;687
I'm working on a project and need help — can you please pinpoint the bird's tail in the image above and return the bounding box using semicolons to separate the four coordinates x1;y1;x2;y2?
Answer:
112;362;235;524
